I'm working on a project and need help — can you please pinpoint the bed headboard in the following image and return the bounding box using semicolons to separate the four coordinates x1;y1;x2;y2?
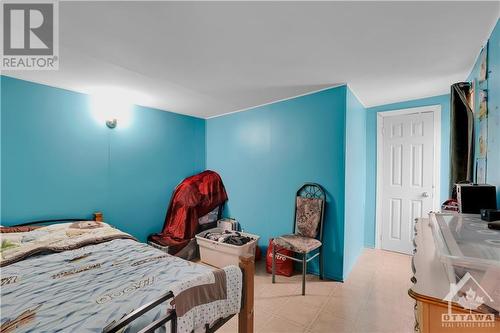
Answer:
11;212;104;227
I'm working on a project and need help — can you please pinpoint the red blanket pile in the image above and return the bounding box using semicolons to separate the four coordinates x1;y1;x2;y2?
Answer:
150;170;228;254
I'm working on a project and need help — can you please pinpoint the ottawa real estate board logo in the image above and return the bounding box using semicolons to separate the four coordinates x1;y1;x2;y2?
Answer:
442;272;496;329
1;0;59;70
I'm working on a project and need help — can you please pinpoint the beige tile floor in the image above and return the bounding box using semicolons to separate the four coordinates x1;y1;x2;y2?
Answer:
219;248;415;333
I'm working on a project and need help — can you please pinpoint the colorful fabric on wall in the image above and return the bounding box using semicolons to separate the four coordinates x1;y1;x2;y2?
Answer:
150;170;228;254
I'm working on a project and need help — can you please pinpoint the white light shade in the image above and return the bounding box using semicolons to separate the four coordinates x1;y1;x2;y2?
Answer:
89;88;135;129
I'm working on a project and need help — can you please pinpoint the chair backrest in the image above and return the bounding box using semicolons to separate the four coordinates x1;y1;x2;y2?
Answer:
198;205;224;232
293;183;326;241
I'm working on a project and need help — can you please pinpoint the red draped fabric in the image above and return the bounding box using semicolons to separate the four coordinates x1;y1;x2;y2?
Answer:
150;170;228;254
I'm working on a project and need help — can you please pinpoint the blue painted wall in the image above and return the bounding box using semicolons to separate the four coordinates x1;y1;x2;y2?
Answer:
6;21;496;276
343;87;367;278
0;76;206;241
364;94;450;248
467;19;500;207
206;86;347;280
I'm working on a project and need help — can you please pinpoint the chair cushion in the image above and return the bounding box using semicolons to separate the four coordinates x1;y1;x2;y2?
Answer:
273;234;322;253
296;197;323;238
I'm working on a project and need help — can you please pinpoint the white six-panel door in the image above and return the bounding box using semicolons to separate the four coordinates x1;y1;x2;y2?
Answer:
381;111;435;254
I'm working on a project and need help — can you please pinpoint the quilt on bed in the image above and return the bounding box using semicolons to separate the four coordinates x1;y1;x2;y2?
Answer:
0;223;242;333
0;221;136;267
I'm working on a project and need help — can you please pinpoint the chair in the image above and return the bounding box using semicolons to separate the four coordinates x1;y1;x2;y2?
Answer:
272;183;326;295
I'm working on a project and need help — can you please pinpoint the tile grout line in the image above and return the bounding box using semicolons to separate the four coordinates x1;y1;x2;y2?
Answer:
252;249;413;333
303;285;338;331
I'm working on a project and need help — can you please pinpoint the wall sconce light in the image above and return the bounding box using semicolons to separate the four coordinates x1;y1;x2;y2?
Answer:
90;88;140;129
106;118;117;129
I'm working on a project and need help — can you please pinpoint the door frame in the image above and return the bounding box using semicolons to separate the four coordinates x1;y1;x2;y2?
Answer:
375;105;441;249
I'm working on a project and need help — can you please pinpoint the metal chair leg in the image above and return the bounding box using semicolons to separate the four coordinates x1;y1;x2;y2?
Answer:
302;253;307;295
319;247;324;280
272;243;276;284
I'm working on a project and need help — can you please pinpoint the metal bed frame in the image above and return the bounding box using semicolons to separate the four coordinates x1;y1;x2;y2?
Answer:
9;212;255;333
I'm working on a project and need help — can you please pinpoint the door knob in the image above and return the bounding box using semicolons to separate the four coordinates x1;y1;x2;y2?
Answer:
422;192;429;198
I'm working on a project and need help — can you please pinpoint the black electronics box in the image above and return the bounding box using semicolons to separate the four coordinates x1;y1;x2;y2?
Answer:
481;209;500;222
456;184;497;214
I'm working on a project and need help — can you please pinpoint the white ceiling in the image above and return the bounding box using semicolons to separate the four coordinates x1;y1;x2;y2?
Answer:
4;1;499;118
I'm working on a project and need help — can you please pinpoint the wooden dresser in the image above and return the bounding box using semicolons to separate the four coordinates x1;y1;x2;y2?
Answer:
409;217;499;333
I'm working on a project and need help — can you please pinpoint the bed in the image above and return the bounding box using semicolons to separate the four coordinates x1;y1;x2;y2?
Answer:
0;212;254;333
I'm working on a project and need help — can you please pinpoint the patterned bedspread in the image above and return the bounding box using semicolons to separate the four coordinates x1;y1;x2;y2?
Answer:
0;221;135;267
0;225;242;333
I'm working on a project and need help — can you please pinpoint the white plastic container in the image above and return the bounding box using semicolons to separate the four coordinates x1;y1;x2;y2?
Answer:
196;228;259;268
429;212;500;284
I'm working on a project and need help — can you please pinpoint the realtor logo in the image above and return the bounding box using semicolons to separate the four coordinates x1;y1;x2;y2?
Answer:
442;272;496;329
1;0;58;70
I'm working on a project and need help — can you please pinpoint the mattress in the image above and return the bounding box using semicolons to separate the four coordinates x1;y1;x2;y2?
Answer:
1;225;241;333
